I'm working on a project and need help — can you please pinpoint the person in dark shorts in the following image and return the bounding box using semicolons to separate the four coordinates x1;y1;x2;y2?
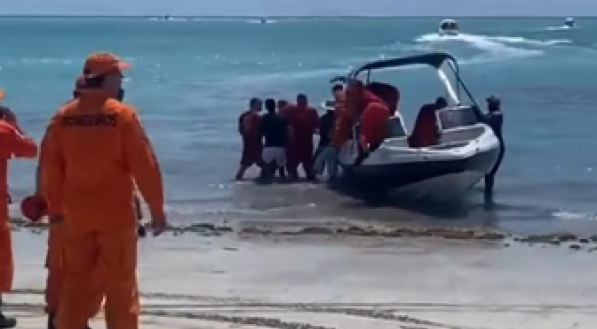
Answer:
484;95;504;203
259;98;289;181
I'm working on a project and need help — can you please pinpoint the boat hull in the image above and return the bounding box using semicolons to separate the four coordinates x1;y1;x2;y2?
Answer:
439;29;459;36
338;145;500;202
340;125;500;200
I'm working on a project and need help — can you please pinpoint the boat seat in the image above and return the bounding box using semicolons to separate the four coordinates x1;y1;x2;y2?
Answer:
366;81;400;115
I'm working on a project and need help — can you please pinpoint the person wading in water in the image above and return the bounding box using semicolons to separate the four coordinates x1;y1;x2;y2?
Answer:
483;95;504;205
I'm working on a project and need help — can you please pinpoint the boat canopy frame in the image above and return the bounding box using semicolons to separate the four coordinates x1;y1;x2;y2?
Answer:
342;52;483;118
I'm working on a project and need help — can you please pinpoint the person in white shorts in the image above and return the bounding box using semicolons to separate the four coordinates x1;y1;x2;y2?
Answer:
258;99;289;181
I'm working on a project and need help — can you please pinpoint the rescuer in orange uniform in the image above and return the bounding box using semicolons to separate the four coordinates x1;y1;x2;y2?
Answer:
331;80;363;150
0;89;39;328
37;76;145;329
284;94;319;180
343;82;390;165
39;52;167;329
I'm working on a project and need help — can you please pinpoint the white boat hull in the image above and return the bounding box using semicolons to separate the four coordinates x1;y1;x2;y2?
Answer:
439;29;459;36
337;122;501;201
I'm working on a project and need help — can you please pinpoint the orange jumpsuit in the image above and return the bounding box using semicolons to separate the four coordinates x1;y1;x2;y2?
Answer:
332;82;368;149
40;82;165;329
284;105;319;178
360;101;390;151
37;164;104;321
43;190;144;320
330;92;351;148
44;222;104;319
0;120;38;292
238;110;262;167
42;82;143;321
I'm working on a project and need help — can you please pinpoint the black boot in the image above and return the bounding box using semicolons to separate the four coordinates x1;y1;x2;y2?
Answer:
137;224;147;238
48;313;92;329
0;312;17;329
47;313;56;329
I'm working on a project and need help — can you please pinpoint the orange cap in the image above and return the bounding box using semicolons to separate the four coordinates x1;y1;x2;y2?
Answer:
0;89;5;100
83;52;131;77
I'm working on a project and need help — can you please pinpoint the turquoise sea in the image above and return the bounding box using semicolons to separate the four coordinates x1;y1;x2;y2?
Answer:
2;16;597;236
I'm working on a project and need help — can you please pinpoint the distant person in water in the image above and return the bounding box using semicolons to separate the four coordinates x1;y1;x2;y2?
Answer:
235;98;263;180
258;99;289;182
483;95;504;203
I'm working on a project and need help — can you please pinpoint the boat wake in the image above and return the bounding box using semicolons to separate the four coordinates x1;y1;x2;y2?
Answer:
545;25;575;31
414;33;571;63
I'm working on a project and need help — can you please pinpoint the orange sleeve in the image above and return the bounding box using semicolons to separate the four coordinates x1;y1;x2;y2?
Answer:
121;110;166;220
6;124;38;158
359;105;373;148
39;115;64;216
359;103;386;148
35;131;51;194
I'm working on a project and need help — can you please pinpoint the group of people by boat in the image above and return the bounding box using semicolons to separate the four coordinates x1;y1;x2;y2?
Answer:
235;74;505;203
0;52;167;329
236;80;403;183
235;85;343;182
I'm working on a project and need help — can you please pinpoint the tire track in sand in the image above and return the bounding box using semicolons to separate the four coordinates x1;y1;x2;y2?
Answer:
6;289;485;329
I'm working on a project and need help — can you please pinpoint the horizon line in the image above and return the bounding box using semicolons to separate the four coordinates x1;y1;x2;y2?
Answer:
0;14;592;18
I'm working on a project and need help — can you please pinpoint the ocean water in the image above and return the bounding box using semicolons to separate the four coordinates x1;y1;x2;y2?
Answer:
2;16;597;236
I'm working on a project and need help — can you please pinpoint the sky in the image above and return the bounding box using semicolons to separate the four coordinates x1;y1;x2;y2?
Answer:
1;0;596;17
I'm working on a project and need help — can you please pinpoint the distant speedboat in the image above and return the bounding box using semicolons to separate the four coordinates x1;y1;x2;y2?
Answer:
563;17;575;28
439;19;459;36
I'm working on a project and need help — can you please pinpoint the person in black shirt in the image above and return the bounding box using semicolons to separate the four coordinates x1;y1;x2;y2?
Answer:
484;95;505;203
259;98;289;181
313;84;344;181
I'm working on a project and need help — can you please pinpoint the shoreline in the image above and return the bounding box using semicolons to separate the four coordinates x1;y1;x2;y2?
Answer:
10;217;597;252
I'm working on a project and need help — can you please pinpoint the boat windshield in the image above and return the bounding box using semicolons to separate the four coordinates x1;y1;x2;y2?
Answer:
440;21;458;30
437;106;479;130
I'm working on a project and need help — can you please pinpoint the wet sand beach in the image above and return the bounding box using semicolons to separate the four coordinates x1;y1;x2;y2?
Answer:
5;230;596;329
